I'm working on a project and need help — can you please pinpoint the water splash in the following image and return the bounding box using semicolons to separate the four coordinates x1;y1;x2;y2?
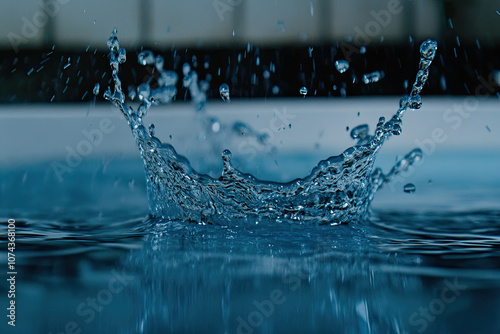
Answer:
104;29;437;225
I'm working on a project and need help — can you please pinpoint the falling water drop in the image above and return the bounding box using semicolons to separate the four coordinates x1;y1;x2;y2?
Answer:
219;83;230;102
335;60;350;74
299;87;308;97
137;50;155;66
404;183;416;193
93;83;100;95
362;71;383;84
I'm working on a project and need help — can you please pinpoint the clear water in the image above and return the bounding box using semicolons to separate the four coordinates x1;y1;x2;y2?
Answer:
1;32;500;334
103;30;435;226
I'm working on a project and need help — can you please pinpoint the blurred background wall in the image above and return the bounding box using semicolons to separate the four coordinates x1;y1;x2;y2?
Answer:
1;0;499;49
0;0;499;102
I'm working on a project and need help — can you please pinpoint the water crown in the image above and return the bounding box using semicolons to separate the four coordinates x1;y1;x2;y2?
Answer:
104;29;437;226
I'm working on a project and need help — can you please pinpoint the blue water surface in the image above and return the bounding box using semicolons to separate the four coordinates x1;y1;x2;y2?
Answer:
1;150;499;334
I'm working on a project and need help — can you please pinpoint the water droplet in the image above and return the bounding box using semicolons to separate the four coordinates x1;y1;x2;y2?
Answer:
310;2;314;16
362;71;383;84
334;60;350;74
222;149;232;162
404;183;416;193
486;125;492;132
360;46;366;54
93;83;100;95
299;87;308;97
219;83;230;102
272;86;280;95
420;40;438;60
149;124;155;136
137;50;155;66
350;124;369;140
93;20;96;24
137;83;150;101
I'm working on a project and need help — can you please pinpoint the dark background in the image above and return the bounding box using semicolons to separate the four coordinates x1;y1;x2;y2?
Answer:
1;0;500;103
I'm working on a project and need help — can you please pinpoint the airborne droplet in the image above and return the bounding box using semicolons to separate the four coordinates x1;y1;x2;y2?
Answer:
219;83;230;102
334;60;350;74
362;71;384;84
137;50;155;66
299;87;308;97
404;183;416;193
